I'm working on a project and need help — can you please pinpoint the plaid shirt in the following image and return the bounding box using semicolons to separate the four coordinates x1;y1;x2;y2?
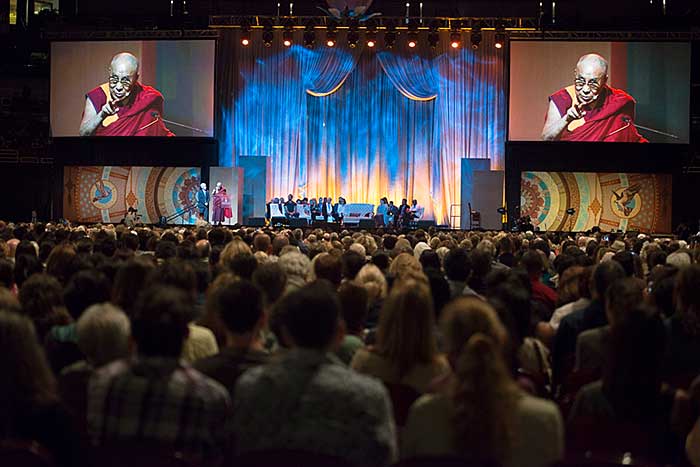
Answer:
87;356;232;460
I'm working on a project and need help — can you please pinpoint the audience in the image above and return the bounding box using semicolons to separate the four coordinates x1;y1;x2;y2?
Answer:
87;285;232;461
402;297;564;467
0;310;85;467
232;282;397;466
351;280;450;394
0;220;697;466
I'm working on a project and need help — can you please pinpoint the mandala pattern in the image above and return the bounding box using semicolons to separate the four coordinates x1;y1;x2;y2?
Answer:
63;166;201;225
521;172;672;233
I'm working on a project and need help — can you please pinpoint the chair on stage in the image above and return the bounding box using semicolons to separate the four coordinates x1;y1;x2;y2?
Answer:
468;203;481;230
269;203;287;225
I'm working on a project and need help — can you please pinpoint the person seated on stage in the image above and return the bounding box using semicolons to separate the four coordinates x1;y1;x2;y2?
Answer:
285;194;299;218
335;197;347;223
376;197;389;227
309;198;321;220
79;52;174;137
266;197;279;220
541;53;647;142
410;199;424;221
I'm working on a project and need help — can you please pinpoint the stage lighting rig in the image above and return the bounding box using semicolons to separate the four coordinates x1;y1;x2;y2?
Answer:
326;23;337;47
470;23;482;49
450;30;461;49
494;22;506;49
427;21;440;49
347;21;360;48
303;22;315;48
384;24;397;49
262;20;273;48
240;25;251;46
406;21;418;48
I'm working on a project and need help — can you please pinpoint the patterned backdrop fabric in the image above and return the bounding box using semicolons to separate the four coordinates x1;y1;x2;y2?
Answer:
217;30;505;225
520;171;672;233
63;166;201;224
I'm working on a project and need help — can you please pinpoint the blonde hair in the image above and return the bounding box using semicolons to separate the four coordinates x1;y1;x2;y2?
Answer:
375;280;438;378
219;238;253;269
389;253;422;278
440;297;518;465
355;264;388;302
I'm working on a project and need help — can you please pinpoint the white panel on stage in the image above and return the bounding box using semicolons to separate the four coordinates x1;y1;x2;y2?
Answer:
342;203;375;225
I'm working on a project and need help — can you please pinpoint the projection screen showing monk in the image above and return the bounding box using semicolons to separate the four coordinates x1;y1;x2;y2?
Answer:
509;41;690;144
50;40;215;137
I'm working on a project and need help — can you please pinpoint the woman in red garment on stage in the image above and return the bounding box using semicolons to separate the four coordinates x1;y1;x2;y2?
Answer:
212;182;225;225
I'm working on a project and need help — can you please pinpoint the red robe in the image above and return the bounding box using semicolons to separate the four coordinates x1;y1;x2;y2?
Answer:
85;83;174;136
549;85;648;142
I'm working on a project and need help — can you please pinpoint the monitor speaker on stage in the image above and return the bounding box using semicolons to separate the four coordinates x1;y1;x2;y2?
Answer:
358;219;375;229
289;218;308;228
415;220;437;229
246;217;266;227
208;167;243;226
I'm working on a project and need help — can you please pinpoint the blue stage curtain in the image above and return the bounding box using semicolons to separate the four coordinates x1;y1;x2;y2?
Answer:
217;30;505;225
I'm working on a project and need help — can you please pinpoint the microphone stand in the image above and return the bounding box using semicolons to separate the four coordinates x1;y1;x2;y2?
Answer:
160;118;206;134
632;123;679;140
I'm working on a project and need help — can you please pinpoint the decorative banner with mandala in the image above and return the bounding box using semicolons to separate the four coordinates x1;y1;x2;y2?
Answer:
520;172;672;233
63;166;201;224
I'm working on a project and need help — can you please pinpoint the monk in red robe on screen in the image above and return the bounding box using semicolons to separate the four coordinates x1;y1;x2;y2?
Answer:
541;53;647;143
79;52;174;137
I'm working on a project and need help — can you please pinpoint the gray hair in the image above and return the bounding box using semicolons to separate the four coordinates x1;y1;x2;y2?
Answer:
576;53;609;76
76;303;130;367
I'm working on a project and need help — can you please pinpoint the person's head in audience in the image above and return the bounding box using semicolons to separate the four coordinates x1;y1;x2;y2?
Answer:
674;264;700;336
111;256;156;316
341;250;366;281
252;262;287;310
376;280;438;377
338;281;369;337
46;243;77;285
647;265;677;318
131;285;191;358
444;248;471;283
605;277;644;328
228;252;258;280
313;252;343;287
603;305;666;422
253;233;271;254
278;280;342;351
278;251;310;291
272;235;290;256
521;249;545;280
0;310;58;425
355;263;388;306
419;249;441;271
155;240;177;261
389;252;422;279
370;251;390;273
209;278;264;349
440;296;517;465
147;259;198;307
591;260;626;302
13;254;43;288
64;269;111;320
76;303;131;367
0;258;14;290
19;273;70;340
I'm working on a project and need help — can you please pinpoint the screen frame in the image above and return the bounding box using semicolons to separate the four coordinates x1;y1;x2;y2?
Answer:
506;38;692;145
49;37;218;141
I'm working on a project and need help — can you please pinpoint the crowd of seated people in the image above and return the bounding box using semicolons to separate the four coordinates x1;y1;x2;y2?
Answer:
0;219;700;466
266;195;424;227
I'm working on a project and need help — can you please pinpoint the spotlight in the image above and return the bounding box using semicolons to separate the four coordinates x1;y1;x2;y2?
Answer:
450;31;461;49
407;34;417;48
326;24;337;47
283;29;293;47
470;25;482;49
494;23;506;49
240;22;251;46
366;31;377;48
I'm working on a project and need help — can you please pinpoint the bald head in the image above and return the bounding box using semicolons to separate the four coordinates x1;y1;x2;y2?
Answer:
576;53;608;78
110;52;139;75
